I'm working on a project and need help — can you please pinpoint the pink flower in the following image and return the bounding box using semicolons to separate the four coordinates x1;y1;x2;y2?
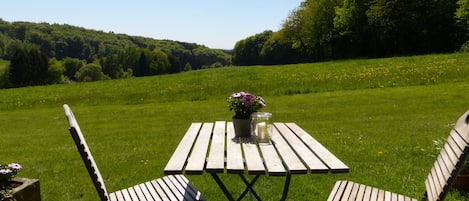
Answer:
8;163;22;171
0;169;12;175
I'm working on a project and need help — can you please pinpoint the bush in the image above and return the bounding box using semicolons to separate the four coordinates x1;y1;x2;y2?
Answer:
75;63;109;82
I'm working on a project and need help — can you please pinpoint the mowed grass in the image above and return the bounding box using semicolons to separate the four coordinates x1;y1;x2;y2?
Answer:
1;53;469;200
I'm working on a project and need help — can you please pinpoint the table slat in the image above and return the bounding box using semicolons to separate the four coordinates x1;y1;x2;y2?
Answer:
285;123;349;172
242;138;266;174
270;125;307;174
185;123;213;174
164;123;203;174
226;122;245;173
206;121;226;173
259;143;286;176
275;123;329;173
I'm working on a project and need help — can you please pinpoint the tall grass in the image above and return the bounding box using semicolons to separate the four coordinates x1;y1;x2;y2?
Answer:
1;53;469;200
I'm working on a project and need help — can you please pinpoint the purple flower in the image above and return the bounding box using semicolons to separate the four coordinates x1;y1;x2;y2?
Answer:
8;163;22;171
228;91;266;119
242;93;255;106
0;169;12;175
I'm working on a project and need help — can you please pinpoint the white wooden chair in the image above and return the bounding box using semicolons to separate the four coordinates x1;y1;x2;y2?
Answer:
328;110;469;201
64;104;205;201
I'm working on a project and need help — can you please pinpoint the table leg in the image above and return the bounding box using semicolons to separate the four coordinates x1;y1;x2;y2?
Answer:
210;173;263;201
280;173;292;201
210;173;235;201
238;174;261;201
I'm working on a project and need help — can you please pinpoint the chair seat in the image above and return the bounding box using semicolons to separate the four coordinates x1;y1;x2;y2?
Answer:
109;175;204;201
327;180;418;201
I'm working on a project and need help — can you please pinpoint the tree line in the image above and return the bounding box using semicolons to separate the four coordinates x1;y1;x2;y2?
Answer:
2;0;469;87
0;19;232;88
233;0;469;65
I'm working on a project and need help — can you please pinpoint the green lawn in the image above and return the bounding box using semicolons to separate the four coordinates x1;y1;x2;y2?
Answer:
1;53;469;200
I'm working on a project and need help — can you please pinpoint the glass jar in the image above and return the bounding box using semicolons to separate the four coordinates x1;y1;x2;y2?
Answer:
251;112;273;143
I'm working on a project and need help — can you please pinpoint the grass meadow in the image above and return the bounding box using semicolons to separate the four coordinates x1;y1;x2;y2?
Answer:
1;53;469;200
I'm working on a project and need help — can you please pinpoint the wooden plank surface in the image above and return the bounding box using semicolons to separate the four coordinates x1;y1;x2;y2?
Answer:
145;180;164;201
226;122;245;173
185;123;213;174
164;123;202;174
275;123;329;173
162;176;184;200
136;184;149;200
270;124;307;174
242;137;266;174
259;143;286;176
166;121;349;179
206;121;226;172
285;123;349;172
450;130;467;151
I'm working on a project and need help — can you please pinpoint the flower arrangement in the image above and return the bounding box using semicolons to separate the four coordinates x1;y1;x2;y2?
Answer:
227;91;266;119
1;163;22;199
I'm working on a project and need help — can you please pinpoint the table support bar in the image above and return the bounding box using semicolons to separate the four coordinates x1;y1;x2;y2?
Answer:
238;174;261;201
210;172;293;201
210;173;235;201
280;173;292;201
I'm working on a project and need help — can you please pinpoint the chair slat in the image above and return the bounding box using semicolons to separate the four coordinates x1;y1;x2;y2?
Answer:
438;154;453;183
150;179;171;200
450;130;467;151
127;187;140;200
356;184;366;200
369;187;379;201
326;180;344;201
363;186;373;201
143;181;160;201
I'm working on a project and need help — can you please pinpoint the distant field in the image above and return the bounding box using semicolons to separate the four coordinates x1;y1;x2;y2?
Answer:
1;53;469;200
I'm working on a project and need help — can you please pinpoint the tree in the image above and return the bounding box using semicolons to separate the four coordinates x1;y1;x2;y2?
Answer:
333;0;374;57
8;45;49;87
259;30;305;64
281;0;341;61
47;57;65;84
101;54;123;79
456;0;469;51
150;49;171;75
135;51;150;76
232;30;273;65
75;63;109;82
456;0;469;28
63;57;84;80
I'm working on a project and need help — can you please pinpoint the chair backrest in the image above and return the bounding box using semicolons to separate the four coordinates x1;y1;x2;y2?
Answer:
63;104;110;201
424;110;469;201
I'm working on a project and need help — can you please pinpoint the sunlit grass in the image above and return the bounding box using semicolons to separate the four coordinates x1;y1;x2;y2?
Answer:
1;53;469;200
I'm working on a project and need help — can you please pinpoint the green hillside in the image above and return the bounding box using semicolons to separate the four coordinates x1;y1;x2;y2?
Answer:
1;53;469;200
0;19;232;70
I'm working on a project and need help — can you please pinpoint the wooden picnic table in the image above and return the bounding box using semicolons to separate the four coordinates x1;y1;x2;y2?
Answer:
164;121;349;200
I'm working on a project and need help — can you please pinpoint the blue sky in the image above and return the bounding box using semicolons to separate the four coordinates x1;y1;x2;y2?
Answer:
2;1;303;49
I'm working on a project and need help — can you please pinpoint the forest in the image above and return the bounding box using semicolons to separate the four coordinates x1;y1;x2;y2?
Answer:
232;0;469;65
0;19;232;87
